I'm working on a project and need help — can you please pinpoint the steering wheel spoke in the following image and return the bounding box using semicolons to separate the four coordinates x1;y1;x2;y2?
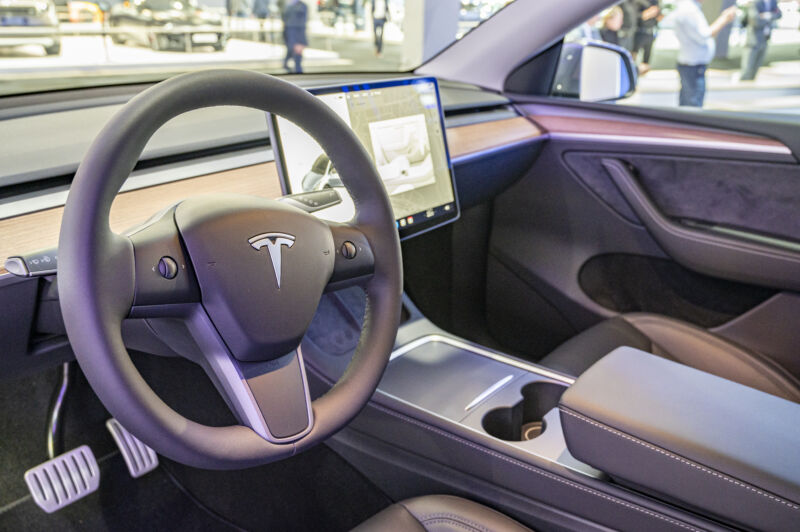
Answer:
182;308;313;443
327;222;376;288
126;206;201;317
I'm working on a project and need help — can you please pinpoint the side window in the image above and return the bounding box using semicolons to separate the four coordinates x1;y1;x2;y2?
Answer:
556;0;796;111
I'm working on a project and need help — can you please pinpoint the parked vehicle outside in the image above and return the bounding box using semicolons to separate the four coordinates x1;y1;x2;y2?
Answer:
108;0;227;51
0;0;61;54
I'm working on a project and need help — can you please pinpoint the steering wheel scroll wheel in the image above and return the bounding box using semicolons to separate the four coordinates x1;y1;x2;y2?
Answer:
58;70;403;469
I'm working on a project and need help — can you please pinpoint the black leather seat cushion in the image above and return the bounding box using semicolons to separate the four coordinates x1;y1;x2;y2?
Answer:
352;495;532;532
540;313;800;403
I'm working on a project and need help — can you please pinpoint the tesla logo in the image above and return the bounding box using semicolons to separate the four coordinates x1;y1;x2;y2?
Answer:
249;233;295;288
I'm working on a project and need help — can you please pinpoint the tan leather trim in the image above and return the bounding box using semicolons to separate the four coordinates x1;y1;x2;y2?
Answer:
623;313;800;402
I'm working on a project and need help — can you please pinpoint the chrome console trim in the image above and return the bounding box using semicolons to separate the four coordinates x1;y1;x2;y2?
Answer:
464;374;515;412
390;334;575;385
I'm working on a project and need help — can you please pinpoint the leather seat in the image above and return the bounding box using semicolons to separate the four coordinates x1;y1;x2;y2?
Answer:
353;495;531;532
540;313;800;403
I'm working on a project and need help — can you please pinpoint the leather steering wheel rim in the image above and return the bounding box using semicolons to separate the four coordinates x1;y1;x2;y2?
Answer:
58;70;402;469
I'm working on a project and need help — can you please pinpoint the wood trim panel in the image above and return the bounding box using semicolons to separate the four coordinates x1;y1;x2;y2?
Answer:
0;163;281;273
447;116;543;159
1;117;542;272
530;114;789;151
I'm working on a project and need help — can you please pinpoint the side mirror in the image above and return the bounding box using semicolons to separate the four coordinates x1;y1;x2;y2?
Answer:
551;41;637;102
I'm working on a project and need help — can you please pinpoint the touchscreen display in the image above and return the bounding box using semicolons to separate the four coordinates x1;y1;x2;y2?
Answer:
270;77;458;238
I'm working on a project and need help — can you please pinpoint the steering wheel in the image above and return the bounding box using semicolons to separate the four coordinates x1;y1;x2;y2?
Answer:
58;70;403;469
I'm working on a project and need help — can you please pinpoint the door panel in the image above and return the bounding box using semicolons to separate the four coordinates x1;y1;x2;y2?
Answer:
563;150;800;241
488;139;666;358
603;157;800;291
485;105;800;374
611;156;800;244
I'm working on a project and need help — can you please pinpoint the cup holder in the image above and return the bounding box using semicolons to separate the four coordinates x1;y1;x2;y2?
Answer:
482;381;567;441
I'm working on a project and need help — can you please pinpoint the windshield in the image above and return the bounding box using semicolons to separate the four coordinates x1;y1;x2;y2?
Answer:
0;0;514;97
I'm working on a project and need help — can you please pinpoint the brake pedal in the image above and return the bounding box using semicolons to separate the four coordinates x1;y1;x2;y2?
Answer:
25;445;100;513
106;418;158;478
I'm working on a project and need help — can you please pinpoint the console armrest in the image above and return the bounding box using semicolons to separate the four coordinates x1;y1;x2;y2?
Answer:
559;347;800;532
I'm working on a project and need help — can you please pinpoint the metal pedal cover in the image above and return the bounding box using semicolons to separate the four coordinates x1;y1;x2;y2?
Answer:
106;418;158;478
24;445;100;513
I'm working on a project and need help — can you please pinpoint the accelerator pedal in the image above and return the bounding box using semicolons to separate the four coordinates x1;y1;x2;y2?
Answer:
106;418;158;478
24;445;100;513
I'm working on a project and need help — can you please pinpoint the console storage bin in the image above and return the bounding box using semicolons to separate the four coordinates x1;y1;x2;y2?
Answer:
559;347;800;532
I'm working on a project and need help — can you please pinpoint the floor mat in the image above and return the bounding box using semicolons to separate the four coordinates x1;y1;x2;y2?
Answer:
0;368;56;509
161;444;391;532
0;366;116;509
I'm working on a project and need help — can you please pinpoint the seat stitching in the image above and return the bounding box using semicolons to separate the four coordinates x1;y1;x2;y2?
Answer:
560;408;800;511
371;403;704;532
420;517;489;532
419;513;492;532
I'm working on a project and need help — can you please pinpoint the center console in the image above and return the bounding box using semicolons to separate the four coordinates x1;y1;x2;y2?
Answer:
379;334;596;478
301;288;725;532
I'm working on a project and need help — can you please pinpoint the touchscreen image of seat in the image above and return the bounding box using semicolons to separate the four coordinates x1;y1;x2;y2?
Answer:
270;77;458;238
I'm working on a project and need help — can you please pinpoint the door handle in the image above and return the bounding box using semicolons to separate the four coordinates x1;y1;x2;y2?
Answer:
602;158;800;291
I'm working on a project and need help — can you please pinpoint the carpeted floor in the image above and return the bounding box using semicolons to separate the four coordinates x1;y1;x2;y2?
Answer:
0;365;116;511
0;355;391;531
1;454;237;532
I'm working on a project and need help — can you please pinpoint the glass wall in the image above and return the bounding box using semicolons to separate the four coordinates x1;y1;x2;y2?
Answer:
0;0;513;95
563;1;800;113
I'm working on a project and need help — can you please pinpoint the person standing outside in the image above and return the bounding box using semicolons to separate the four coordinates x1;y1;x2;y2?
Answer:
740;0;781;80
673;0;737;107
252;0;270;42
619;0;641;52
282;0;308;74
354;0;365;31
372;0;389;56
633;0;661;74
600;6;624;46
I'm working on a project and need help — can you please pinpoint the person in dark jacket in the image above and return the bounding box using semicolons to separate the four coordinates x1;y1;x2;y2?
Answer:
740;0;781;80
619;0;640;51
372;0;389;56
632;0;661;71
282;0;308;73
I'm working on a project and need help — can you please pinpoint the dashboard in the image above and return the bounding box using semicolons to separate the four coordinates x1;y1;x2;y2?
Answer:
0;76;544;275
270;77;458;239
1;72;787;381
